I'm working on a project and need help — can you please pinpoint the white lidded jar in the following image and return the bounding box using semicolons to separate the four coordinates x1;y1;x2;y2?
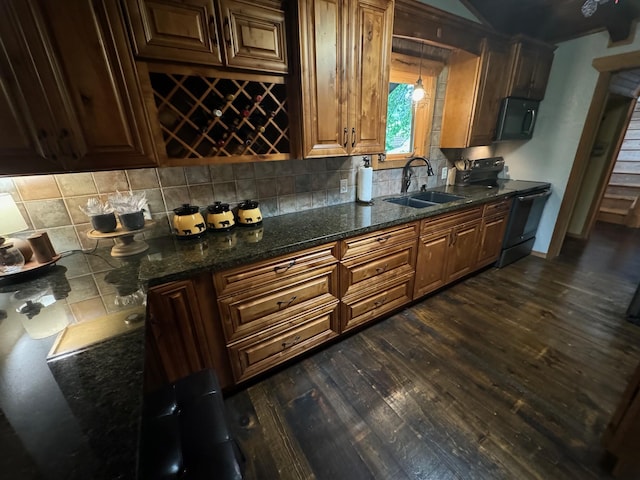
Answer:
356;156;373;204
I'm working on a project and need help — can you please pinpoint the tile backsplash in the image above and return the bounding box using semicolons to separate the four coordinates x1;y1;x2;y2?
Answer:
1;157;446;254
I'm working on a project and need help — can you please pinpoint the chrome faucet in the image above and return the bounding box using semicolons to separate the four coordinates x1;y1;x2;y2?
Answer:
401;156;435;194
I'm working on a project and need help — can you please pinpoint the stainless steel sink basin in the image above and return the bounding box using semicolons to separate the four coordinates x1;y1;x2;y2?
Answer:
410;191;466;203
384;197;437;208
384;191;465;208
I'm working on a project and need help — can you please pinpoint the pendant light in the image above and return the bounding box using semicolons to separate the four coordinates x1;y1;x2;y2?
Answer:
412;42;426;102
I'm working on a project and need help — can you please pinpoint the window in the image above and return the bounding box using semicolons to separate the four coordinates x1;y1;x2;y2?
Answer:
386;82;415;154
379;52;441;170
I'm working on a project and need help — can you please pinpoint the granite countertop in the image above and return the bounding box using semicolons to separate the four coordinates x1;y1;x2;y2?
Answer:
0;180;549;479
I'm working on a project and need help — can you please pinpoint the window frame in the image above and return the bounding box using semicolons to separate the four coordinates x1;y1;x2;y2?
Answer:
376;52;442;170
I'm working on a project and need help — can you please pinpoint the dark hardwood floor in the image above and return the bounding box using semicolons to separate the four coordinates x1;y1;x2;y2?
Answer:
224;222;640;479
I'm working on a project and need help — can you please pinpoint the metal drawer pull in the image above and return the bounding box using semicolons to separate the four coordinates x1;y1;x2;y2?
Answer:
375;263;389;274
277;295;297;309
281;335;301;349
274;259;296;273
373;297;387;308
376;234;391;243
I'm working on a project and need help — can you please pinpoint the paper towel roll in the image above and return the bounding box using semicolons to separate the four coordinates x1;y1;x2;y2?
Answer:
357;165;373;202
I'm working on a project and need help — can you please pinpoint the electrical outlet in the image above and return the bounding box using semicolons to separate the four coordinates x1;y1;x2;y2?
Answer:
142;203;152;220
441;167;448;180
340;178;348;193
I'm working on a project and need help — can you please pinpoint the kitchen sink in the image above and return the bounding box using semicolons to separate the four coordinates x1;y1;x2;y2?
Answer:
384;191;465;208
410;191;465;203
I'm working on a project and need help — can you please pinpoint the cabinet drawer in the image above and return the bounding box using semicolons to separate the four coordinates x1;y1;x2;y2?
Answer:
341;274;414;332
218;265;338;342
483;197;512;217
214;243;337;297
340;240;417;297
421;206;482;236
340;222;418;260
228;302;339;382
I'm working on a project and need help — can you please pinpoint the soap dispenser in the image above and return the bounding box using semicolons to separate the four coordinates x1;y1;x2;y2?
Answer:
357;156;373;204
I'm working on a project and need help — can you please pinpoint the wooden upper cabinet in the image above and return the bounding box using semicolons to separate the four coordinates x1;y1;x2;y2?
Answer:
218;0;288;73
298;0;393;158
0;0;156;174
505;39;555;101
123;0;287;73
440;38;510;148
124;0;223;66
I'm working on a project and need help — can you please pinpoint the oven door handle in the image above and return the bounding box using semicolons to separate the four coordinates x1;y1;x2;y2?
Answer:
517;190;551;202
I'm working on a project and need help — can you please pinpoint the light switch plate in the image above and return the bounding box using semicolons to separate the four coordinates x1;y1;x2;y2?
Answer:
340;178;348;193
441;167;448;180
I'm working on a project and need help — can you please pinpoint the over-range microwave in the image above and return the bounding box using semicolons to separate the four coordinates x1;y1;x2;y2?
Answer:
494;97;540;141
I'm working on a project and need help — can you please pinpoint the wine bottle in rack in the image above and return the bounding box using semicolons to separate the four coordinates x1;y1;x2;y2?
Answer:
249;112;268;133
238;125;255;146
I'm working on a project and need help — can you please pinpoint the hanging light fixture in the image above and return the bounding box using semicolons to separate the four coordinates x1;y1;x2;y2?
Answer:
412;42;426;102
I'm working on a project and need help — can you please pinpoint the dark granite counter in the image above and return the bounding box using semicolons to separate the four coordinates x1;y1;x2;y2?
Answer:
0;180;548;479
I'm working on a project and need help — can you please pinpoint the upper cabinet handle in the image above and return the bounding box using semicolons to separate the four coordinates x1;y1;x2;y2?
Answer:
223;17;232;48
343;127;348;148
351;127;356;148
209;15;219;48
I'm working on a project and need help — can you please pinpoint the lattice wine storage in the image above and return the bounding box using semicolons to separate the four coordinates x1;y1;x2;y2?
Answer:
149;72;290;160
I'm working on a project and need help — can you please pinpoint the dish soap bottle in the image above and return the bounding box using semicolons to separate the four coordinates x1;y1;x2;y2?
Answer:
357;156;373;204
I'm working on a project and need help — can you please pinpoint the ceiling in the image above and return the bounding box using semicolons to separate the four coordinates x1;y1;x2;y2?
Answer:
459;0;640;44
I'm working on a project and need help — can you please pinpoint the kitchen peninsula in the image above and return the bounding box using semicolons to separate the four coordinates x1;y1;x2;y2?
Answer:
0;181;548;479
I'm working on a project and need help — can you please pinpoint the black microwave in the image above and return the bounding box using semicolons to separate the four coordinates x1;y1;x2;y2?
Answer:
494;97;540;141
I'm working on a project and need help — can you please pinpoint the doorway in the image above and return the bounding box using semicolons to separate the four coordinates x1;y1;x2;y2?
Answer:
548;51;640;258
566;94;635;239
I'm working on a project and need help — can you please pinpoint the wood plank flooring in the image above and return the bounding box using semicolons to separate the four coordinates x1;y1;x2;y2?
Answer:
224;222;640;479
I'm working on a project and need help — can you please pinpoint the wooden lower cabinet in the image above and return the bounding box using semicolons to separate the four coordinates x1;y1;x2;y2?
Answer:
414;206;483;298
145;273;232;390
215;242;340;383
341;274;414;332
227;302;339;382
339;227;418;332
145;200;516;389
476;199;511;268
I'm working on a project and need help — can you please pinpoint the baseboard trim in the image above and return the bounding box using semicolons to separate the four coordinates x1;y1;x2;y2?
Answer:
530;250;547;259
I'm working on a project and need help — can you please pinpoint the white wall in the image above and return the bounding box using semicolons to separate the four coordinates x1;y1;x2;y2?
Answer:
495;30;640;254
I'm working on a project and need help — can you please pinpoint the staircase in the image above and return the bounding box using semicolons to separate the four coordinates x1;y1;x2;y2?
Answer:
599;101;640;227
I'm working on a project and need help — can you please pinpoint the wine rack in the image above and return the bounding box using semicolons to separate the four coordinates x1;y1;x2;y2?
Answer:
149;71;290;160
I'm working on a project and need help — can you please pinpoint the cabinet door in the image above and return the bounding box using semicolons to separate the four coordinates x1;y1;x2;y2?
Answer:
218;0;288;73
147;280;210;383
414;229;450;298
476;213;508;268
348;0;393;155
298;0;349;157
468;39;510;146
37;0;156;171
446;220;481;282
507;41;554;101
529;48;553;101
124;0;223;66
0;0;73;173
